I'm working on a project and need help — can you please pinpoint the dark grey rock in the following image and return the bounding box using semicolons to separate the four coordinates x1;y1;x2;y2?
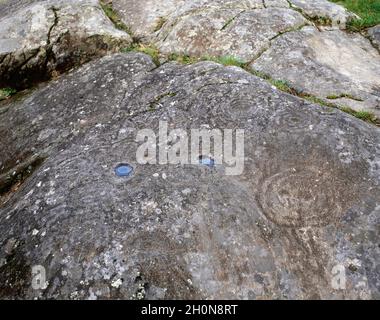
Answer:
0;53;379;299
368;25;380;51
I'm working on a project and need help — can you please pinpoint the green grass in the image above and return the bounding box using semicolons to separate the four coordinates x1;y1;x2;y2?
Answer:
154;17;167;32
312;16;333;26
168;54;247;67
326;93;364;101
250;69;300;95
201;55;246;68
168;54;301;96
340;106;378;123
120;46;379;125
100;1;131;34
0;88;17;101
330;0;380;30
302;95;336;108
168;53;200;64
122;43;161;65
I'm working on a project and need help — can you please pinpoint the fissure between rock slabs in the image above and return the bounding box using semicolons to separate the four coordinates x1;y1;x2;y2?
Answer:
0;156;45;206
2;0;378;126
0;1;132;91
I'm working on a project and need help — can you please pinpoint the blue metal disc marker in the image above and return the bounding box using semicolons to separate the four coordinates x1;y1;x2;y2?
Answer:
199;156;215;168
115;163;134;177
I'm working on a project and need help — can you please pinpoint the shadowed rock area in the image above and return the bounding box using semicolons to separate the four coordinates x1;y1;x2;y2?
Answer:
0;0;379;300
0;53;379;299
369;25;380;50
0;0;132;89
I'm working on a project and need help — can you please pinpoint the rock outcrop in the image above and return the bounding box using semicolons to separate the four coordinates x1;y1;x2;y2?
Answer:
111;0;380;116
251;26;380;116
369;25;380;51
0;53;379;299
0;0;132;89
0;0;379;300
288;0;358;28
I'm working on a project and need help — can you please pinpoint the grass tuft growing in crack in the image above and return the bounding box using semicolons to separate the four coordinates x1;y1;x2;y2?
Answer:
302;95;337;108
0;88;17;101
154;17;167;32
201;55;246;68
122;43;161;65
311;16;333;26
339;107;377;123
326;93;364;101
250;69;378;125
250;69;299;95
168;53;199;64
168;54;247;67
100;0;132;34
120;46;379;125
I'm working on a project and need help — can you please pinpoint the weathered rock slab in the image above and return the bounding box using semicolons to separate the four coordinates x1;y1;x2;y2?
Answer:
108;0;380;117
111;0;186;39
368;25;380;51
251;26;380;117
112;0;292;41
289;0;357;29
0;0;132;89
0;53;379;299
155;7;308;62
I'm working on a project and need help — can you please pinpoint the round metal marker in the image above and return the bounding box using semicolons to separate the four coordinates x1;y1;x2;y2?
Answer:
199;156;215;168
114;163;134;177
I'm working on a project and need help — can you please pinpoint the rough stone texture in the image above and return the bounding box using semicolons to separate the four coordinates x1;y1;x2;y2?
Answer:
124;0;308;62
251;26;380;117
368;25;380;51
155;7;308;62
0;0;132;89
0;0;40;18
111;0;185;39
108;0;380;116
112;0;296;42
0;0;379;301
0;53;379;300
288;0;358;29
